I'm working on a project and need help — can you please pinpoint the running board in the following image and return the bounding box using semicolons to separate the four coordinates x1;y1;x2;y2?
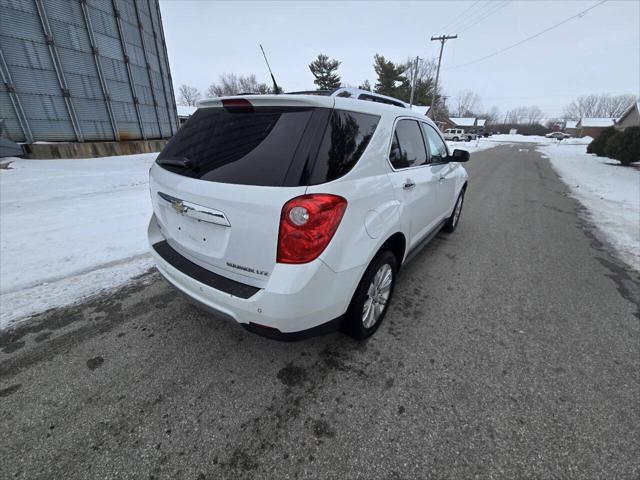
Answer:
402;219;447;267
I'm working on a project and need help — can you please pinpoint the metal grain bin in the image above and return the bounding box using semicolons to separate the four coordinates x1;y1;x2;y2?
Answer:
0;0;179;143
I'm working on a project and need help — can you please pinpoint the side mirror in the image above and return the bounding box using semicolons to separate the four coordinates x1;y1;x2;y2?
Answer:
450;149;470;162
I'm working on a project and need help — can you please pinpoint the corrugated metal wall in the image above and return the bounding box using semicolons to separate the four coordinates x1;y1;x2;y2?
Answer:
0;0;179;143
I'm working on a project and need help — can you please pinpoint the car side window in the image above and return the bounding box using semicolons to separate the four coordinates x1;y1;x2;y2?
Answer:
389;119;427;169
422;123;449;164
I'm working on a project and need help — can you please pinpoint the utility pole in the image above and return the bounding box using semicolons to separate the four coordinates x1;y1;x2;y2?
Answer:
409;56;420;108
430;34;457;120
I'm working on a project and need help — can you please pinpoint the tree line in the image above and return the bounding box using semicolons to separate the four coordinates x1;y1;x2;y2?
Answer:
177;54;637;128
177;53;442;109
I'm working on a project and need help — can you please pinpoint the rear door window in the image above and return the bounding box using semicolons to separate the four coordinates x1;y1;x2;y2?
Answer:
307;110;380;184
389;119;428;169
421;123;449;163
157;107;315;186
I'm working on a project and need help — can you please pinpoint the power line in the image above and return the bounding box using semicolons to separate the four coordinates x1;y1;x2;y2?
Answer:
445;0;608;71
445;1;508;36
437;0;482;33
457;1;512;34
481;91;633;100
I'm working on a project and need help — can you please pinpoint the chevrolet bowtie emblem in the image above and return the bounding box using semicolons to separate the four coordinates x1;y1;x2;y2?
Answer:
171;200;187;214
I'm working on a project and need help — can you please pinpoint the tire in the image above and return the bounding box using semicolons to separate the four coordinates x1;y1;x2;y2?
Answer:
452;136;459;142
443;189;465;233
341;251;397;340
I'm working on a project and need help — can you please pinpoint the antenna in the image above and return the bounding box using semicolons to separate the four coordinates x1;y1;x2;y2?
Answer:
260;44;280;94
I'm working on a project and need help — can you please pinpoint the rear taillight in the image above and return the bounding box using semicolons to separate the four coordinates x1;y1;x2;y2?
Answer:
277;194;347;264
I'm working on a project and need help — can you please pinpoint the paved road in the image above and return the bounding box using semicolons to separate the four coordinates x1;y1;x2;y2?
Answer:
1;145;638;480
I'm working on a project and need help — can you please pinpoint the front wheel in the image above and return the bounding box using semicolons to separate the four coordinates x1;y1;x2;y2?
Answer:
443;189;465;233
341;251;397;340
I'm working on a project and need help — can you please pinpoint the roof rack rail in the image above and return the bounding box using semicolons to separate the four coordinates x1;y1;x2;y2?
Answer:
287;87;407;108
286;90;333;96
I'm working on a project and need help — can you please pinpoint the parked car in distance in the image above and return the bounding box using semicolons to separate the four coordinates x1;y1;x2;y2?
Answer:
148;91;469;340
442;128;474;142
545;131;571;139
474;129;491;138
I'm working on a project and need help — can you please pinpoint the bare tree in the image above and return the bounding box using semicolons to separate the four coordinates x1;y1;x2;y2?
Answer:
524;105;544;125
505;106;528;124
485;105;500;124
600;94;637;116
401;57;439;105
545;118;564;130
505;105;545;125
239;74;271;94
404;57;437;85
454;90;480;117
207;73;272;97
359;80;372;91
563;93;637;119
478;105;500;125
178;84;201;106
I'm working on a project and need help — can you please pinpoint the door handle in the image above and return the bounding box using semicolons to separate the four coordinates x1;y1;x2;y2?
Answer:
403;179;416;190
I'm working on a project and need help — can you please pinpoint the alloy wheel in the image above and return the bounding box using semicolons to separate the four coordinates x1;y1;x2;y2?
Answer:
362;263;393;328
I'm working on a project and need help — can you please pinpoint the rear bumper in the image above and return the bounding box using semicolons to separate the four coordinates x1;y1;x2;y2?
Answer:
148;215;362;337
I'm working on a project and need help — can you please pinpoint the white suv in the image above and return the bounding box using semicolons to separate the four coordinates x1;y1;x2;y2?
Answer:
148;93;469;340
442;128;473;142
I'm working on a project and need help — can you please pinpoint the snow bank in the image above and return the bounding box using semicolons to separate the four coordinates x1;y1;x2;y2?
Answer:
487;134;593;145
537;143;640;271
488;134;549;144
562;136;593;145
446;138;496;154
0;153;158;329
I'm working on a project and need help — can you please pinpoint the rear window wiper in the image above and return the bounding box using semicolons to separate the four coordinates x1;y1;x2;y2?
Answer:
156;157;196;170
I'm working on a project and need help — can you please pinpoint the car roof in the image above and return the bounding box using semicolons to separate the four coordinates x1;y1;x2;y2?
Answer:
332;95;435;123
197;94;438;128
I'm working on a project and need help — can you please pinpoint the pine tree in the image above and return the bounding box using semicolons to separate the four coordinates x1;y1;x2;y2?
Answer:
373;54;405;97
308;54;341;90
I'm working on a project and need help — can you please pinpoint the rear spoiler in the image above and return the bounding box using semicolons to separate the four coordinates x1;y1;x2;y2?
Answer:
198;94;335;110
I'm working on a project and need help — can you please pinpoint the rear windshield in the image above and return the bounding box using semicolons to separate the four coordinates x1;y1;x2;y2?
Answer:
157;106;380;186
157;107;314;186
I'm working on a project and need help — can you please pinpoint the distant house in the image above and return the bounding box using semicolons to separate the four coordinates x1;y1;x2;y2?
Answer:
565;120;578;136
577;118;616;138
441;117;477;131
177;105;197;127
616;102;640;130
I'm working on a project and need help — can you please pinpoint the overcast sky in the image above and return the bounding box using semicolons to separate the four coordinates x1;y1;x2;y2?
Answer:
159;0;639;118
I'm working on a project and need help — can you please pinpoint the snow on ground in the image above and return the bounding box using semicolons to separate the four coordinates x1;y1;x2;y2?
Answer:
0;138;496;329
487;134;549;144
446;137;497;153
3;134;623;328
448;134;591;151
0;153;158;329
537;143;640;271
486;134;593;145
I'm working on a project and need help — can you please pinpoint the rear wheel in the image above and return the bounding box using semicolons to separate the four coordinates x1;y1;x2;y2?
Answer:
342;251;397;340
443;189;465;233
452;136;459;142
